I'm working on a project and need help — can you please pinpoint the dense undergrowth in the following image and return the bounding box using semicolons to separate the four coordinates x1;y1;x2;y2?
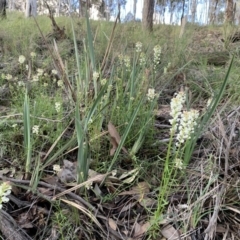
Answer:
0;10;240;240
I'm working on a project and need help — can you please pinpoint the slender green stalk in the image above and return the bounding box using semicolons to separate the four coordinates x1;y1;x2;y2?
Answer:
23;91;31;176
75;104;88;183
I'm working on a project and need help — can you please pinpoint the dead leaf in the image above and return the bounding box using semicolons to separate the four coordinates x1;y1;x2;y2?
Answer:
42;175;59;185
57;168;76;183
119;182;150;196
57;160;77;183
134;222;150;237
108;218;117;231
0;168;10;176
38;187;53;196
138;197;156;208
93;183;102;197
119;168;140;184
161;224;180;240
88;169;100;178
121;201;137;213
119;168;139;180
108;121;128;156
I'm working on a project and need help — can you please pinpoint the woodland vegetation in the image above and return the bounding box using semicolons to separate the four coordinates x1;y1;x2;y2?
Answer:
0;0;240;240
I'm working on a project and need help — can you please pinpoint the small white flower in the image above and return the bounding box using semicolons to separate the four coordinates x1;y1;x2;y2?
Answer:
53;164;61;173
175;158;183;169
5;74;13;81
19;55;26;64
1;195;9;203
88;118;93;124
52;69;58;75
124;56;131;70
100;78;107;86
164;67;167;74
57;80;64;88
32;75;39;82
139;52;146;66
135;41;142;53
0;182;12;209
207;98;213;108
18;81;25;87
55;102;61;113
12;124;17;128
30;52;36;58
32;125;39;135
169;91;186;133
153;45;161;71
107;84;113;92
176;109;199;146
147;88;157;101
37;68;44;76
93;71;99;81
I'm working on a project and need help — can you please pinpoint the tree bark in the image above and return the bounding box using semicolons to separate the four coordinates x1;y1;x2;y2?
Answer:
225;0;234;24
25;0;37;17
0;210;32;240
191;0;197;23
181;0;186;25
209;0;219;24
133;0;137;21
79;0;84;17
8;0;15;11
117;2;121;22
0;0;6;19
142;0;154;32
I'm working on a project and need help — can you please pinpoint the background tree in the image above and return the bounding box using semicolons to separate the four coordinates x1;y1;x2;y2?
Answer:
190;0;197;23
105;0;126;21
8;0;15;11
133;0;137;21
25;0;37;17
79;0;91;17
142;0;154;31
0;0;6;19
225;0;234;23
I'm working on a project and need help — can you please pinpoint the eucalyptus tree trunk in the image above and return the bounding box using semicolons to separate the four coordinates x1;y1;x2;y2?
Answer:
8;0;15;11
133;0;137;21
191;0;197;23
209;0;219;24
169;2;175;24
117;1;121;22
0;0;6;19
25;0;37;17
181;0;186;25
79;0;84;17
142;0;154;32
225;0;234;23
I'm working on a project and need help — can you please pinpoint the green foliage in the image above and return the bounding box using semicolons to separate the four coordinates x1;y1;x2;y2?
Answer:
1;12;238;239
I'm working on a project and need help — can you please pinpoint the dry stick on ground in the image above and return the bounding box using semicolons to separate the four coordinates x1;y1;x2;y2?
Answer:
0;176;127;240
204;113;234;238
0;210;32;240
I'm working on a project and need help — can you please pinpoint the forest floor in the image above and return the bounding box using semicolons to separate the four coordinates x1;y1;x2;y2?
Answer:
0;11;240;240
